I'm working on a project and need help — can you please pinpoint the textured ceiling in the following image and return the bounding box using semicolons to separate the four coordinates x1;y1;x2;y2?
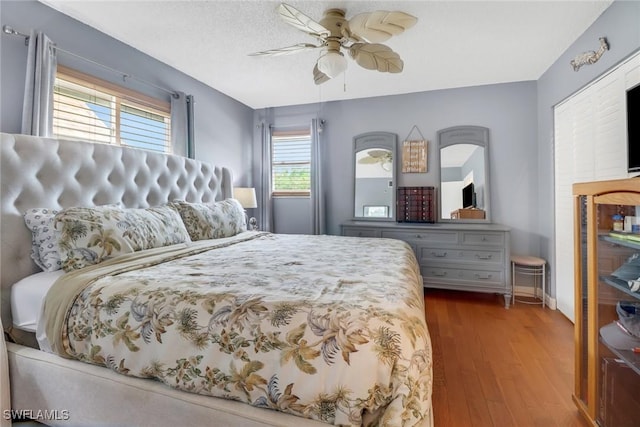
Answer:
40;0;613;109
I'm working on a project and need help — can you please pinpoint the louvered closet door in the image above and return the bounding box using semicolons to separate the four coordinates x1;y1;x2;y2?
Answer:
593;71;627;180
553;51;639;322
554;100;578;321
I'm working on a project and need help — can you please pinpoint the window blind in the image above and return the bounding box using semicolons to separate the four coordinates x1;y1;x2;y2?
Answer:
53;66;171;153
271;130;311;195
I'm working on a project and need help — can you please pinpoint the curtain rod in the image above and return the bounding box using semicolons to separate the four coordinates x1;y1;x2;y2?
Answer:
3;25;178;98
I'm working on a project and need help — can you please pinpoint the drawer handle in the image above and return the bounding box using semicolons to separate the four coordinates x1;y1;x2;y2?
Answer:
431;251;447;258
474;273;493;280
432;271;447;277
415;234;423;239
482;236;488;241
475;254;492;260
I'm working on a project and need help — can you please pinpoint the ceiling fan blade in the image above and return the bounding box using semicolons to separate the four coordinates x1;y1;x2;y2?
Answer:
249;43;321;57
358;157;380;164
350;43;404;73
368;150;389;158
347;11;418;43
313;63;331;85
278;3;331;39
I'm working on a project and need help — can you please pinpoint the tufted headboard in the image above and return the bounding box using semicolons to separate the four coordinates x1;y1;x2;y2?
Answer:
0;132;233;330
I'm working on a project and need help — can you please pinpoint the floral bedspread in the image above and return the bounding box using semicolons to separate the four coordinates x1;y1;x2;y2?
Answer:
44;232;433;426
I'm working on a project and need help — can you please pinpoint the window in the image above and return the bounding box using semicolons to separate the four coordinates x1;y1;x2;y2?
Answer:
53;66;171;153
271;129;311;196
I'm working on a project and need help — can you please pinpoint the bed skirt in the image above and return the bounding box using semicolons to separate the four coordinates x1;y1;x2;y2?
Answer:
7;343;329;427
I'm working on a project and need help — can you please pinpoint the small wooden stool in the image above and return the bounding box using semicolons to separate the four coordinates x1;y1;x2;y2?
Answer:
511;255;546;308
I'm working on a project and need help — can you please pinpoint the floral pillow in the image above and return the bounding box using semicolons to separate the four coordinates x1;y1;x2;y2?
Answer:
170;199;247;241
54;205;191;271
24;208;61;272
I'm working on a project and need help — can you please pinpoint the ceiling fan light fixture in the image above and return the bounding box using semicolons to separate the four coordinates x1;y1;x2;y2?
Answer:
249;4;417;84
317;51;347;78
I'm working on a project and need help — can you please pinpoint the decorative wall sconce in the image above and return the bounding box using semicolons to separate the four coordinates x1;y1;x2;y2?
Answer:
570;37;609;72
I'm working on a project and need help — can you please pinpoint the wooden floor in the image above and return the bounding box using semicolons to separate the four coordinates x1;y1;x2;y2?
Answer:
425;289;589;427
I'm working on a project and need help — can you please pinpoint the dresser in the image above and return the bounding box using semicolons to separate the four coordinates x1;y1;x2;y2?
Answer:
342;221;512;307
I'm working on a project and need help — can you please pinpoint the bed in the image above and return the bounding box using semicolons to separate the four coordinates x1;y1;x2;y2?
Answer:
0;132;433;426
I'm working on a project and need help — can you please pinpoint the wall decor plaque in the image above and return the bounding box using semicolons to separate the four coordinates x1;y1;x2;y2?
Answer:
402;139;427;173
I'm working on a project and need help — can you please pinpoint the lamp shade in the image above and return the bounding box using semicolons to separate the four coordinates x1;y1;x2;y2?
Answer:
234;187;257;209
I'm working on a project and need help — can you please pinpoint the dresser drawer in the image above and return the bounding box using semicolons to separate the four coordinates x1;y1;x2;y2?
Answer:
381;230;458;244
342;227;381;238
421;265;505;286
461;231;505;246
419;246;504;264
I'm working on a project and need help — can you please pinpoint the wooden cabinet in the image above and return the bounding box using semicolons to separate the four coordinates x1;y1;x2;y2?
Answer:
396;186;436;223
341;221;511;307
572;178;640;427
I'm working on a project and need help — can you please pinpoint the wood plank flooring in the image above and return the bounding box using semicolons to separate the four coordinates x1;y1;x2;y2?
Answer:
425;289;589;427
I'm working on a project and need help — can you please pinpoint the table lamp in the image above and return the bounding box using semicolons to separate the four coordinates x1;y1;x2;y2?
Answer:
234;187;258;230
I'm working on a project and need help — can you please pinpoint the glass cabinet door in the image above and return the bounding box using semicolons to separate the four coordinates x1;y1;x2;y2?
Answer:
573;179;640;426
575;195;589;407
594;200;640;427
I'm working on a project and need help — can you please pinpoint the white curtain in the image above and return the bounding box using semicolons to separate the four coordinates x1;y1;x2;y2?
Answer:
260;123;274;232
21;31;57;136
310;118;326;235
171;92;195;158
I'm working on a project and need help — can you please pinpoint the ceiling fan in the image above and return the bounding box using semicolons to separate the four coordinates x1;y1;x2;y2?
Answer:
249;3;418;85
359;149;393;171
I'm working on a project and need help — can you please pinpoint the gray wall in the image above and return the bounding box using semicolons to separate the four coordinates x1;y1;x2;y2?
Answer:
0;0;254;186
272;197;312;235
256;81;539;254
537;0;640;297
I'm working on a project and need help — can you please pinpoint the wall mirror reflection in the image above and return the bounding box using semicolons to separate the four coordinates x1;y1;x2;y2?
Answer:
438;126;490;222
353;132;397;220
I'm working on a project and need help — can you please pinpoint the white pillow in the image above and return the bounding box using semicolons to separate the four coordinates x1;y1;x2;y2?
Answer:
23;208;61;272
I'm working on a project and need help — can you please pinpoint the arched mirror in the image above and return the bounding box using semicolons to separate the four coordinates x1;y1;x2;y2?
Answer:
353;132;397;220
437;126;490;222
